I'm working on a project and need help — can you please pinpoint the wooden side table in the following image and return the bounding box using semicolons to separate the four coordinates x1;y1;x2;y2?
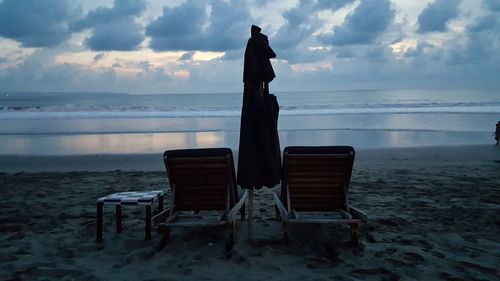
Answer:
96;190;164;242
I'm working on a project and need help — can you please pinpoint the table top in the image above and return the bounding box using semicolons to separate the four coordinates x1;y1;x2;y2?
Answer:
97;190;164;205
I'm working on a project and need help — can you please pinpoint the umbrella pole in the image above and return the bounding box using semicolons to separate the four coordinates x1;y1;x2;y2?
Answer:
248;187;254;241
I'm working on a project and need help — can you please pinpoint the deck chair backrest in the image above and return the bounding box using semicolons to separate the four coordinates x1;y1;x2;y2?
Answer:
281;146;355;212
164;148;237;212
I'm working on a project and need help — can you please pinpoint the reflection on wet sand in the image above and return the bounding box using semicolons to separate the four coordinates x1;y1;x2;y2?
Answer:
0;129;489;155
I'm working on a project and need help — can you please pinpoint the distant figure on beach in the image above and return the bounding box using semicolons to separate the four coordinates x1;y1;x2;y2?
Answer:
494;121;500;145
237;24;281;190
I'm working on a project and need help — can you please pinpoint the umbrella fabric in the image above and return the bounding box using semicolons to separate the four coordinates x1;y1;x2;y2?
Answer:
237;25;281;190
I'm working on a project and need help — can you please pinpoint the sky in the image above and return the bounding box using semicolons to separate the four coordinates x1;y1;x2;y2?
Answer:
0;0;499;94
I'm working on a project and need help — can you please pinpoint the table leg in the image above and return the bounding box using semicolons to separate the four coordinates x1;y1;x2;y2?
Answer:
116;205;122;233
158;195;164;212
145;205;152;240
248;187;254;242
96;202;103;242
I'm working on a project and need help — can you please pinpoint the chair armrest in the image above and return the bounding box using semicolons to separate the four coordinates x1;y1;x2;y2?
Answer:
152;208;171;226
227;190;248;222
349;206;367;223
273;193;289;222
157;211;180;232
339;209;352;219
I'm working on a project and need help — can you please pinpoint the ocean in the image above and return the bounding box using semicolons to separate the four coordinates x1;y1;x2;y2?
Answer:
0;89;498;155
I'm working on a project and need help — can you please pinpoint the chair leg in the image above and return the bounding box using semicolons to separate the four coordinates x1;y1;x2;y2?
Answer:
283;221;289;243
247;188;254;241
96;202;103;242
159;225;171;242
158;195;164;212
240;203;246;221
115;205;122;233
349;223;359;247
225;222;235;252
145;205;152;241
275;205;281;221
157;225;171;251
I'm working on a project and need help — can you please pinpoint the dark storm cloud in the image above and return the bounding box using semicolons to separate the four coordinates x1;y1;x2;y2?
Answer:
0;0;81;47
319;0;395;46
417;0;461;33
74;0;146;51
146;0;251;52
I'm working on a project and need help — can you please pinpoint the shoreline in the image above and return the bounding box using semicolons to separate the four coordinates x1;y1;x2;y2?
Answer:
1;144;498;173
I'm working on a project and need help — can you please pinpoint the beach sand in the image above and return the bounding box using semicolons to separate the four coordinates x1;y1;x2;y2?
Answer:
0;145;499;280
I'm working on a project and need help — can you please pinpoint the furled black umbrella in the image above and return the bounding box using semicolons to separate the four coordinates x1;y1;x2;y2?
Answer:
237;25;281;240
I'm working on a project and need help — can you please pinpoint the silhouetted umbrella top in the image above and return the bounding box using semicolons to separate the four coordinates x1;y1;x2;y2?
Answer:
243;25;276;84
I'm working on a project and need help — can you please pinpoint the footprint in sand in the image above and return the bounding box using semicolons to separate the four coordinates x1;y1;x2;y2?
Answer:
374;248;397;258
402;252;425;264
431;251;445;259
350;268;400;281
230;253;248;265
376;219;398;227
439;272;460;280
177;268;193;275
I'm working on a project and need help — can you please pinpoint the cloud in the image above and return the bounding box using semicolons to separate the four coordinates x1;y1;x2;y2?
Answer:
178;51;196;61
271;0;354;64
74;0;146;51
75;0;146;29
92;53;106;63
84;19;144;51
483;0;500;12
445;14;500;64
271;0;321;63
0;0;82;48
253;0;270;6
272;0;321;50
417;0;461;33
146;0;252;52
0;49;117;91
0;48;180;92
404;41;435;59
316;0;355;10
319;0;396;46
466;14;497;33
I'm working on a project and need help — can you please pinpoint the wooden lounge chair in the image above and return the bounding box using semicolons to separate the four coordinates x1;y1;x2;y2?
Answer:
154;148;248;251
273;146;367;246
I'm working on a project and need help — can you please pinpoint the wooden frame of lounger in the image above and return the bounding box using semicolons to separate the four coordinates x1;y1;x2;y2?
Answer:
273;146;367;245
153;148;248;251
